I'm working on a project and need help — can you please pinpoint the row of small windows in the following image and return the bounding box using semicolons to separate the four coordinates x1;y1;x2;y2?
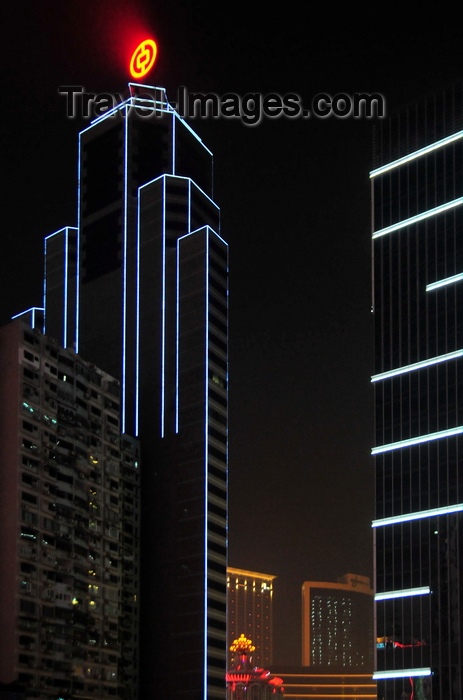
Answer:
22;343;110;391
22;374;120;424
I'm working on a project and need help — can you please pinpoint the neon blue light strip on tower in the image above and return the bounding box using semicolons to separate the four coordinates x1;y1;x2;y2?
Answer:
373;668;431;680
137;173;220;438
372;198;463;239
173;111;213;155
372;503;463;527
372;426;463;454
426;272;463;291
371;349;463;382
128;82;169;96
76;135;82;355
43;239;48;332
188;179;192;232
64;228;69;348
370;131;463;178
43;227;78;344
191;179;220;211
12;308;44;323
375;586;430;601
139;173;218;213
89;84;214;156
121;109;129;435
172;111;176;174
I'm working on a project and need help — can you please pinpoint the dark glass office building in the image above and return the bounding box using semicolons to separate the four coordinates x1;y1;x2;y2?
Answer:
44;85;229;699
371;82;463;699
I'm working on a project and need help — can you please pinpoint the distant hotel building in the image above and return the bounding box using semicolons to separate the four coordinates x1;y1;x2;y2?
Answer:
301;574;374;668
227;568;275;668
371;81;463;699
0;318;140;699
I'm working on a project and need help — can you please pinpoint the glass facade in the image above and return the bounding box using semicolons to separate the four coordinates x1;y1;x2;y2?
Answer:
372;82;463;699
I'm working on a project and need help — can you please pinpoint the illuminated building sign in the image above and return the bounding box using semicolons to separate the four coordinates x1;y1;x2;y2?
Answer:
129;39;157;79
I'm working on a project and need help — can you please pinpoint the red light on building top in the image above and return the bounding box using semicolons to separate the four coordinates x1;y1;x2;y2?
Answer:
129;39;157;79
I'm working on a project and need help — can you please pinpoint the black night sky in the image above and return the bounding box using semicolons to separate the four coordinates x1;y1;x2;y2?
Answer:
1;1;462;665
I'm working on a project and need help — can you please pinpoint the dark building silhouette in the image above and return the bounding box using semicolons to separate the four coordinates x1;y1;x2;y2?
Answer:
371;81;463;699
2;83;228;700
44;85;228;699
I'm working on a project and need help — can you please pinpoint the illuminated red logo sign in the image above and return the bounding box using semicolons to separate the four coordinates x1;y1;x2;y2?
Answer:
130;39;157;79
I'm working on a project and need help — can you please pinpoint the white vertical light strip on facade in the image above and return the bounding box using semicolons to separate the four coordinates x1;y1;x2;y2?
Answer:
172;111;176;175
135;189;141;437
204;228;210;699
121;111;129;435
369;130;463;178
371;349;463;382
373;668;432;680
188;179;191;233
161;176;166;438
426;272;463;291
374;586;430;601
372;198;463;239
175;240;180;434
372;503;463;527
372;425;463;454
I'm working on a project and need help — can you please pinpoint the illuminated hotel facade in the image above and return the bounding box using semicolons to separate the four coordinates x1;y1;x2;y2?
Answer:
227;568;275;668
2;84;228;699
301;574;374;669
371;81;463;699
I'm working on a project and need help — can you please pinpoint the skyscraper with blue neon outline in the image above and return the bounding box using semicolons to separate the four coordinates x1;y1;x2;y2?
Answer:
371;81;463;700
44;84;228;699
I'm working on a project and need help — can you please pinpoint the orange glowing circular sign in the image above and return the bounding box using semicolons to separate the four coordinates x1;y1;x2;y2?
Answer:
129;39;157;79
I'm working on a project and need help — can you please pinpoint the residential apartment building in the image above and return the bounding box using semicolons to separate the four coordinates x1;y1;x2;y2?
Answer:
0;318;140;699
